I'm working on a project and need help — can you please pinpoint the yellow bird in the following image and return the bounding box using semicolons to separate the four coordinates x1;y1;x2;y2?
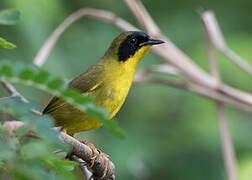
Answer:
43;31;164;136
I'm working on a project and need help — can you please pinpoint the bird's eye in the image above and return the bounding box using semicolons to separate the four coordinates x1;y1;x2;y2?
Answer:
130;38;137;44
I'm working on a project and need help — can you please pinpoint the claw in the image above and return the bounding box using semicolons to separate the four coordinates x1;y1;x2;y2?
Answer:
100;152;109;179
78;139;97;168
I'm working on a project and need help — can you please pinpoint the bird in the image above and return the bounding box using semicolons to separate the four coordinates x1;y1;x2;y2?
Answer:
43;31;164;136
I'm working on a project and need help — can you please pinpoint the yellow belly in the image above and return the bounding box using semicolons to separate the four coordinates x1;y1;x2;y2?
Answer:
51;79;132;135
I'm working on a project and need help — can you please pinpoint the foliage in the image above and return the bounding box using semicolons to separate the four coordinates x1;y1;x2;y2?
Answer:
0;96;77;180
0;37;16;49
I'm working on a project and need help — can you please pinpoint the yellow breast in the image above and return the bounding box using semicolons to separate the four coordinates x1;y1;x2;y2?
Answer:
94;58;137;118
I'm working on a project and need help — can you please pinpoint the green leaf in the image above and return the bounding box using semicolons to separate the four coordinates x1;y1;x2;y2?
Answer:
0;63;13;77
19;67;35;80
61;89;93;105
0;96;75;180
22;142;50;159
43;156;77;180
45;157;78;172
0;9;20;25
14;125;29;137
47;77;64;90
0;37;16;49
33;70;50;84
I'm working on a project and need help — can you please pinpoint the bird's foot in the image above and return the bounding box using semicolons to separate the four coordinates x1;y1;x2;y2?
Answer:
99;150;110;179
78;139;111;179
78;139;97;168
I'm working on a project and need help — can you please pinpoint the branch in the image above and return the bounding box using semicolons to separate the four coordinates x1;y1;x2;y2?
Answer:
59;132;115;180
124;0;162;37
3;120;115;180
124;0;252;108
34;8;138;67
134;76;252;113
135;64;180;77
1;81;28;103
201;11;252;76
202;12;238;180
217;104;237;180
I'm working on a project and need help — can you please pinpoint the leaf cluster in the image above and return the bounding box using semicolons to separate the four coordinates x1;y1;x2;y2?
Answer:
0;96;77;180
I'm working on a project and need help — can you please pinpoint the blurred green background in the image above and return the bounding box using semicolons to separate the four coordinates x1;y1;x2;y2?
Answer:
1;0;252;179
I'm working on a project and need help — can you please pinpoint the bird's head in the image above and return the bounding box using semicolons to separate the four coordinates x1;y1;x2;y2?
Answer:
105;31;164;64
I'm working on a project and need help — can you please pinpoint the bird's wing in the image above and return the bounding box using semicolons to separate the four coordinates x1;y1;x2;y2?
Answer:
42;64;104;114
68;64;104;93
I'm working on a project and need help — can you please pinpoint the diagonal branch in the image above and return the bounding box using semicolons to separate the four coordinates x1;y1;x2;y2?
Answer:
134;76;252;113
124;0;219;89
34;8;138;67
1;81;28;103
202;11;252;76
124;0;162;37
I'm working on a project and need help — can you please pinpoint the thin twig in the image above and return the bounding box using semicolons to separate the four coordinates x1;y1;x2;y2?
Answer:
217;103;238;180
1;81;28;103
201;11;252;76
124;0;162;37
202;12;238;180
134;64;179;78
34;8;138;67
134;76;252;113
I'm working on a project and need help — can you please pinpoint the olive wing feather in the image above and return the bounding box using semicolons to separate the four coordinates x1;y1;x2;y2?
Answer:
42;64;104;114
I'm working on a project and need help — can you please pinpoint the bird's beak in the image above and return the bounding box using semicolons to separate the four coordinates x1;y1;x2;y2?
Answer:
140;38;165;46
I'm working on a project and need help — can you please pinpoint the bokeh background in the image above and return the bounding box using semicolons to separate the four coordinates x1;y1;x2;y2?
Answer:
1;0;252;179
